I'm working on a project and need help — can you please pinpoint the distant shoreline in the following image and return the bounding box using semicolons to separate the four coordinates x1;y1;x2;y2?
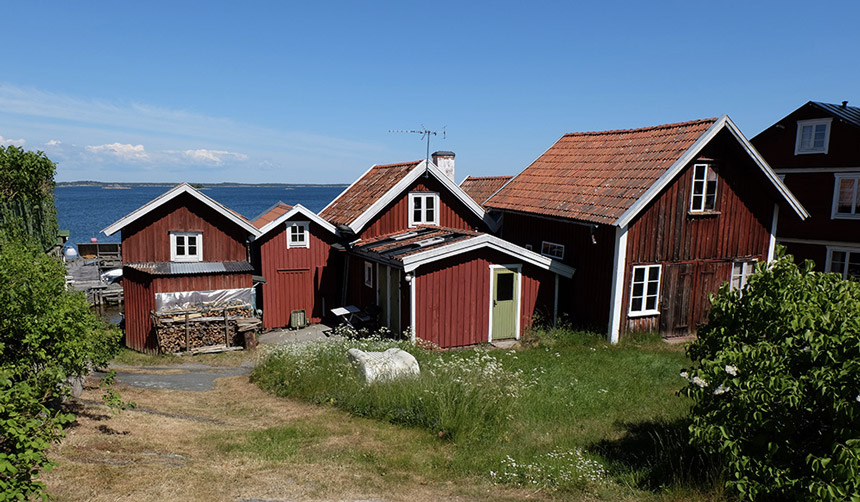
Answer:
56;181;348;188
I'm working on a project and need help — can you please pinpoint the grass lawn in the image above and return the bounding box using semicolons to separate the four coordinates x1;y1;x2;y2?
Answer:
252;328;726;500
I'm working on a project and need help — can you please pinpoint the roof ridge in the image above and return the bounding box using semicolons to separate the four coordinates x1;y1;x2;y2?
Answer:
563;118;718;137
463;175;512;180
373;160;422;169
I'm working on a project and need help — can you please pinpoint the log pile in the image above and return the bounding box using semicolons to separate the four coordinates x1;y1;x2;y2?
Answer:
151;302;261;354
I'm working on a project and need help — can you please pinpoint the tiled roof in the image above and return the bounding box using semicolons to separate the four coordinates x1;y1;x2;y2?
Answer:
319;161;421;227
459;176;512;206
125;261;254;276
252;202;293;229
486;119;717;225
811;101;860;128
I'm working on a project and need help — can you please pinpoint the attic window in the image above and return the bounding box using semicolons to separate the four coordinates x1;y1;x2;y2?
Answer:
690;163;718;212
170;231;202;262
795;118;831;155
408;192;439;227
286;221;309;249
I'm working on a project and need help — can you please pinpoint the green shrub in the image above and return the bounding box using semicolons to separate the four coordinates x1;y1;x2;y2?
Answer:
682;252;860;501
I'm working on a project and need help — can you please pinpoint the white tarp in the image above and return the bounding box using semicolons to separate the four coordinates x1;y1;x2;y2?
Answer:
155;287;254;313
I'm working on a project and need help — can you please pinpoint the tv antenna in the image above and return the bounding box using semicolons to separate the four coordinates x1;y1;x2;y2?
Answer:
389;126;446;170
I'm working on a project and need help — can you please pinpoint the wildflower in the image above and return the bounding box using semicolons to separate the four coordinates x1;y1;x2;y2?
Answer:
802;346;811;353
692;376;708;388
856;394;860;403
598;389;608;393
679;371;689;380
725;365;738;376
713;384;729;395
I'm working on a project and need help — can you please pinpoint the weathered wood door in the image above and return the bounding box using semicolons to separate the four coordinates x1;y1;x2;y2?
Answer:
691;261;730;330
491;267;518;340
660;263;694;336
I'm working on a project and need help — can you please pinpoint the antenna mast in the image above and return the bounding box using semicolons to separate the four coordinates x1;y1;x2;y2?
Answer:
389;126;446;170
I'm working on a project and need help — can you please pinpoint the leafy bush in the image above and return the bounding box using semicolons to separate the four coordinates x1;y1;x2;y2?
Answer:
682;253;860;501
0;146;59;252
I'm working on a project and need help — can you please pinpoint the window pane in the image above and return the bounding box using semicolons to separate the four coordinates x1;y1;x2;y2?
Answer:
413;196;422;222
692;180;704;196
838;179;855;213
813;124;827;148
645;296;657;310
646;280;659;296
632;282;644;298
694;164;705;181
648;266;660;281
496;273;514;301
633;267;645;282
631;297;643;312
176;235;185;255
187;243;197;255
848;252;860;280
705;181;717;209
800;125;813;149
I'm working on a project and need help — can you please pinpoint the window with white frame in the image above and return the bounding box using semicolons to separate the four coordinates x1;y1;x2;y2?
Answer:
364;261;373;287
730;261;756;290
827;247;860;280
170;231;202;262
629;264;661;316
541;241;564;259
286;221;309;249
690;163;718;212
408;192;439;226
832;174;860;218
795;118;831;155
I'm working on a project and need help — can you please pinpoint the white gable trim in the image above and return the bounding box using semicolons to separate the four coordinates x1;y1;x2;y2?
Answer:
102;183;260;237
256;204;337;238
614;115;809;228
346;160;500;235
401;234;575;278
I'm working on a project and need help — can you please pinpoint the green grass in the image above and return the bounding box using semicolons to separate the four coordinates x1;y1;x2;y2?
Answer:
110;346;257;367
251;328;723;499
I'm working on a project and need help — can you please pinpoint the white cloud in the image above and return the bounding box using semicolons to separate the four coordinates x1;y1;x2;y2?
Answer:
86;142;148;160
182;149;248;165
0;135;25;146
46;139;62;145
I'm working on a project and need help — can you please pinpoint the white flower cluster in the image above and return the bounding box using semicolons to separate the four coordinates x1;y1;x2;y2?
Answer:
490;447;606;489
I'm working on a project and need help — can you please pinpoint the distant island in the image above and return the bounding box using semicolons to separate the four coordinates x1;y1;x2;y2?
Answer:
56;181;348;188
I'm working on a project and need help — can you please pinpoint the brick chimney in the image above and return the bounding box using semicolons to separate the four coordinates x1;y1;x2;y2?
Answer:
431;151;455;181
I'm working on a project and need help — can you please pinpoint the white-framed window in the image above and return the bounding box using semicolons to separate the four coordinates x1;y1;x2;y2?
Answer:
690;163;718;212
826;247;860;280
286;221;309;249
408;192;439;227
832;174;860;219
364;261;373;287
730;261;756;290
629;264;661;316
541;241;564;259
170;231;202;262
795;118;831;155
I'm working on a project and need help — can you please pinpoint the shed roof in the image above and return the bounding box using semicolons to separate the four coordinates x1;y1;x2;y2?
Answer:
487;116;808;226
459;176;512;206
252;202;293;229
125;261;254;276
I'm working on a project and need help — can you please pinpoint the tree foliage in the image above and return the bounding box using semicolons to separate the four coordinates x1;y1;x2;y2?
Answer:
682;252;860;501
0;146;59;252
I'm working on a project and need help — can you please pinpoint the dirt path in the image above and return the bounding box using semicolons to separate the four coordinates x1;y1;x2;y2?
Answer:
44;372;545;502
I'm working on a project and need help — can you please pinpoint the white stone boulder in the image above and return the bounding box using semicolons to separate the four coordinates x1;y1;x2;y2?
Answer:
347;347;420;384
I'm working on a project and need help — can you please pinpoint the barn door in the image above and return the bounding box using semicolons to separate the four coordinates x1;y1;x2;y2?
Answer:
659;263;694;337
491;267;519;340
692;262;730;330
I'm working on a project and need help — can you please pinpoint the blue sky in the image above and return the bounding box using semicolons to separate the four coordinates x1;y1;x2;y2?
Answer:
1;1;857;184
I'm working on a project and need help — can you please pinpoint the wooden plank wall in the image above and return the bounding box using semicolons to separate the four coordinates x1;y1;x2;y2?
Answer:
359;177;487;240
121;192;248;263
256;218;341;329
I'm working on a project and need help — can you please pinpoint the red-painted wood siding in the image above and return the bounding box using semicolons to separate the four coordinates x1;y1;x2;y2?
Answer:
414;249;548;348
121;193;249;263
121;269;252;353
500;212;615;331
359;177;487;240
256;217;341;329
776;173;860;247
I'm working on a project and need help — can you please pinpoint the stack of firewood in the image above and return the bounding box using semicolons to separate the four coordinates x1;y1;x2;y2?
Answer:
151;302;260;354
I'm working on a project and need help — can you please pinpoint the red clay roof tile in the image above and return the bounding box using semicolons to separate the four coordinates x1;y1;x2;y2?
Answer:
252;202;293;229
319;161;421;227
459;176;512;206
486;119;717;225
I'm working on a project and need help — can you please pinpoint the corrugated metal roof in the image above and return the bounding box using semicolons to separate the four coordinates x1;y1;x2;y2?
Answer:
126;261;254;276
811;101;860;128
319;161;421;227
459;176;512;206
485;118;717;225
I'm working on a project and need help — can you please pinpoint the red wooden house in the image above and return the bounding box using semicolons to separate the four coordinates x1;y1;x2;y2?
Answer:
251;202;341;330
751;101;860;279
320;152;574;347
103;183;260;352
486;116;807;343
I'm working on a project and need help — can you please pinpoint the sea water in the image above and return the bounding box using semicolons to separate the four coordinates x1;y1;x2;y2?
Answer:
54;185;346;250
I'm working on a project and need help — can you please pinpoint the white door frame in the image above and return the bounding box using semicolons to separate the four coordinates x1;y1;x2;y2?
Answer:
487;264;523;342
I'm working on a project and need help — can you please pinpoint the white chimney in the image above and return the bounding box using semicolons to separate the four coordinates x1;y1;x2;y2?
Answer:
431;151;455;181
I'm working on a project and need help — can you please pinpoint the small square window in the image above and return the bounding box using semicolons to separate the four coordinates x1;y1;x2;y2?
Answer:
795;118;831;155
827;247;860;280
286;221;309;249
540;241;564;259
408;192;440;227
832;175;860;219
170;231;202;262
690;163;718;212
364;261;373;288
730;261;756;290
629;264;661;316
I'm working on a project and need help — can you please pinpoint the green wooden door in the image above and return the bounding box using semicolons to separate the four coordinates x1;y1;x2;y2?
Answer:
491;268;518;340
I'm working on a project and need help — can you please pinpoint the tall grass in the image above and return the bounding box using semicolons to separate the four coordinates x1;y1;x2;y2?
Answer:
252;329;721;498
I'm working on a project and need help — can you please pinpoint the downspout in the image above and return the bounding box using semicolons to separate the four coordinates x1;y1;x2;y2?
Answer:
607;225;628;344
